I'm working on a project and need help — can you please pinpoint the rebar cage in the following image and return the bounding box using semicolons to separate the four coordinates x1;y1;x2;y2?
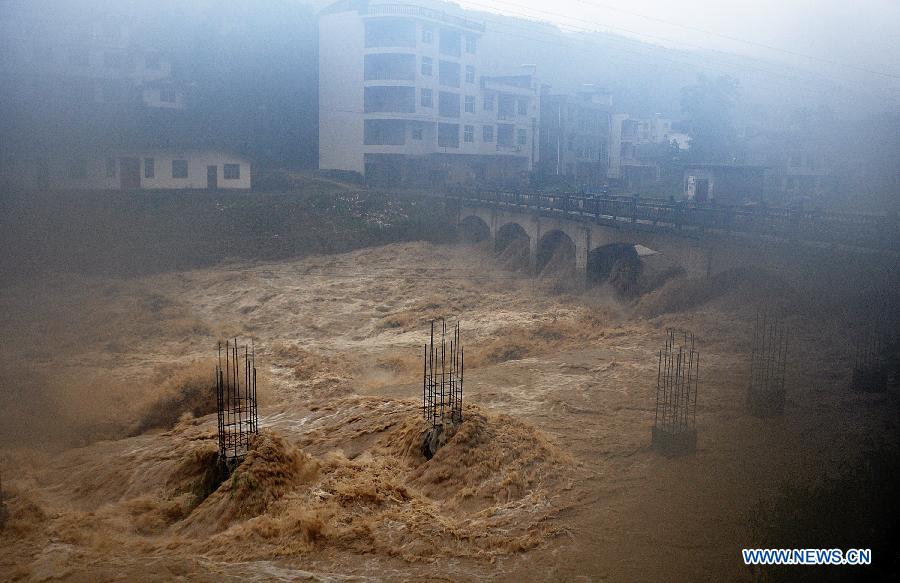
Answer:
852;330;888;393
652;328;699;455
216;339;259;466
747;311;789;416
423;319;464;427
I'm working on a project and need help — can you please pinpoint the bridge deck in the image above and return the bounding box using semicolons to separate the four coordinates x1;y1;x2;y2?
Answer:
453;191;898;252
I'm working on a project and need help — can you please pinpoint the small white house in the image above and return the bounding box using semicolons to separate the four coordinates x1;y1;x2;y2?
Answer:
4;149;251;191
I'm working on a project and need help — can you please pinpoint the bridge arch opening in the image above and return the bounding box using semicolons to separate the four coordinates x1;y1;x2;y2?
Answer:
587;243;642;296
458;215;490;245
495;222;530;271
536;229;576;279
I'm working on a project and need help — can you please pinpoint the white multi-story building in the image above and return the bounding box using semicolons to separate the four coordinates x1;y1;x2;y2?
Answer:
319;0;540;187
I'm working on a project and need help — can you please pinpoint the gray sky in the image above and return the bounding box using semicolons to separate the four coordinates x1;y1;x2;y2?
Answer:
457;0;900;91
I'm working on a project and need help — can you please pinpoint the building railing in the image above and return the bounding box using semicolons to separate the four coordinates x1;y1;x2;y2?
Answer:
450;190;899;251
366;4;486;32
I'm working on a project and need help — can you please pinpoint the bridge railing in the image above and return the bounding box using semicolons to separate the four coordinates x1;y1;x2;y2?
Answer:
460;190;899;251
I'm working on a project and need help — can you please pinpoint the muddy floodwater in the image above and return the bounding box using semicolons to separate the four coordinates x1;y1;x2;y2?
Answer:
0;241;896;581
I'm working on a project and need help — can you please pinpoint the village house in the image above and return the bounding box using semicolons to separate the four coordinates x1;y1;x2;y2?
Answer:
538;87;612;190
0;2;250;191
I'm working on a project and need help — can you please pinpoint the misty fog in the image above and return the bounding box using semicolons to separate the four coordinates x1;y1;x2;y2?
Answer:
0;1;898;582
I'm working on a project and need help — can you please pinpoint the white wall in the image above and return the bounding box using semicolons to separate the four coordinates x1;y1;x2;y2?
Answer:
319;11;366;173
138;151;251;190
10;150;251;191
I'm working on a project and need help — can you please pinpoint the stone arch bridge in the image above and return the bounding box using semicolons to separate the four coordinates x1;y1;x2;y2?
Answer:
452;191;900;290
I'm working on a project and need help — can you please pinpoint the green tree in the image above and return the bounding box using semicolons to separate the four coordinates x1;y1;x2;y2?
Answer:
681;74;741;163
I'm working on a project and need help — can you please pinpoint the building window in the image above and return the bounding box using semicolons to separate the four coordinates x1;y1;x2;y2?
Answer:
517;128;527;146
105;158;116;178
364;86;416;113
172;159;188;179
483;125;494;142
438;91;460;118
224;163;241;180
465;34;477;54
365;20;416;48
420;88;433;108
464;95;475;113
464;125;474;143
421;56;432;76
422;26;433;43
67;158;87;178
365;119;406;145
439;29;461;57
517;98;528;116
438;60;460;87
160;86;176;103
365;53;416;81
465;65;475;83
412;128;423;140
144;158;155;178
483;94;494;111
437;123;459;148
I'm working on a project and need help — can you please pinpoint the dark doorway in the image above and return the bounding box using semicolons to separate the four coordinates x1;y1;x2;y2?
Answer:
207;165;218;190
120;157;140;190
365;159;402;187
695;179;709;203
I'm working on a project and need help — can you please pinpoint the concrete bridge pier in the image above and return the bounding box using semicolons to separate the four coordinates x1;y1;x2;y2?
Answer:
573;224;591;287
